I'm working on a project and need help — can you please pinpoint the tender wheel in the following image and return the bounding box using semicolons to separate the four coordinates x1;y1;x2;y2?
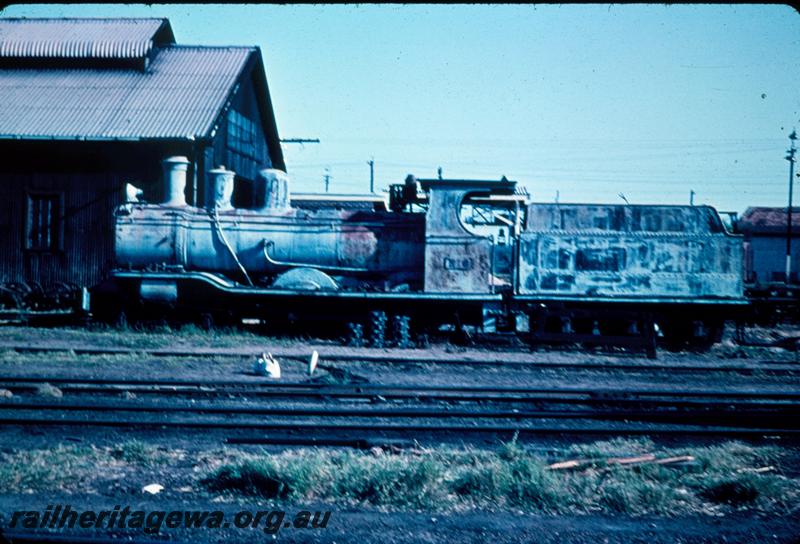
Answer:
659;318;722;352
687;319;724;352
658;318;689;352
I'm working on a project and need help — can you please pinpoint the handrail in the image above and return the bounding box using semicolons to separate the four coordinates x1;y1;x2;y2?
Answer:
262;240;371;273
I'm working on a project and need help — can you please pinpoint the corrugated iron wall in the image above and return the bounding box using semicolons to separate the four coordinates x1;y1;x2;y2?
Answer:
223;70;271;181
0;170;124;288
206;64;274;208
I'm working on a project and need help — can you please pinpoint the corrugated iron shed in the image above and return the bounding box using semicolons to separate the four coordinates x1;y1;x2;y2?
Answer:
0;18;174;59
0;45;254;140
0;16;285;172
737;206;800;234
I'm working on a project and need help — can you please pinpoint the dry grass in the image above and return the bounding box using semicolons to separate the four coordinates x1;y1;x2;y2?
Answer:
0;445;112;493
202;438;798;515
0;438;795;516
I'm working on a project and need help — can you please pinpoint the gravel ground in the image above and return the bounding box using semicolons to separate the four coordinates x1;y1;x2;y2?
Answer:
1;494;798;544
0;353;797;394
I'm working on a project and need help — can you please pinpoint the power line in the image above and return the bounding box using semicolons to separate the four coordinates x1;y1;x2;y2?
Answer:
280;138;321;144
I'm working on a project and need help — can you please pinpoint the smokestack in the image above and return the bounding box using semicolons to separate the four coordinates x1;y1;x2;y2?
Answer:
254;168;291;212
207;166;235;211
162;156;190;206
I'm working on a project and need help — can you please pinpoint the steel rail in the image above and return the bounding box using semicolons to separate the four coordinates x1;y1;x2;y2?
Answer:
2;399;796;428
2;386;798;410
2;384;799;412
3;387;796;411
0;414;797;437
1;376;799;400
2;343;799;374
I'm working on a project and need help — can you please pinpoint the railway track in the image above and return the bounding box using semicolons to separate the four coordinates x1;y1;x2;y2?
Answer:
2;343;799;375
1;376;799;442
2;376;799;402
1;396;797;426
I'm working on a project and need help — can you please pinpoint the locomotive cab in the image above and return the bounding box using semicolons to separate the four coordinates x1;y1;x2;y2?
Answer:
391;176;528;295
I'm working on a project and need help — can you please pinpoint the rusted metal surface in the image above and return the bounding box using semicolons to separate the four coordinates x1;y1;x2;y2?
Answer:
115;204;425;289
518;204;744;300
423;180;516;294
737;206;800;234
424;239;492;293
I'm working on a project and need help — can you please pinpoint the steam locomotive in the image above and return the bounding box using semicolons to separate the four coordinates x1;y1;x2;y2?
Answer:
96;156;746;353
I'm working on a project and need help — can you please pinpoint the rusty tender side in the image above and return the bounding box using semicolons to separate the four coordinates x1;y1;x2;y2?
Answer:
100;157;746;354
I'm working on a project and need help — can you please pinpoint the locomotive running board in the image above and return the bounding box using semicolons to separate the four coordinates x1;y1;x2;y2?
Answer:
112;271;503;302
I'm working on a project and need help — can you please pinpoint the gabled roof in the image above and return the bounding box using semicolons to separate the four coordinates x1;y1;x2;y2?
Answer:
0;18;175;59
0;45;255;140
738;206;800;234
0;17;285;169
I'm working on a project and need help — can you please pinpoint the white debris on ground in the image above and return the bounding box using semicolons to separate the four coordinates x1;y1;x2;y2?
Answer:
253;352;281;379
142;483;164;495
309;350;319;376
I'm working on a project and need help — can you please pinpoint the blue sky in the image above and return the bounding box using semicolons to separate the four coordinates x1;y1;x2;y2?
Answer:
2;3;799;213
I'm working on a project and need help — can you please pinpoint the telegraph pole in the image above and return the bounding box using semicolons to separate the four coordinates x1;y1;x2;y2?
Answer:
324;168;331;193
690;190;695;206
786;129;798;283
367;158;375;193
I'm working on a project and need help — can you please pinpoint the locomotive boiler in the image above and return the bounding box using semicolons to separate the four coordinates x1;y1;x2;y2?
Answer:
115;157;425;292
102;156;747;353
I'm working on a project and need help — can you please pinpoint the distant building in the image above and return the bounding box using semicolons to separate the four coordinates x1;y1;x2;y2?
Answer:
736;206;800;284
0;18;284;291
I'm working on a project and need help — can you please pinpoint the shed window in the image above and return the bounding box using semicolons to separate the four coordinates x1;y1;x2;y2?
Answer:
25;193;61;251
227;110;256;156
